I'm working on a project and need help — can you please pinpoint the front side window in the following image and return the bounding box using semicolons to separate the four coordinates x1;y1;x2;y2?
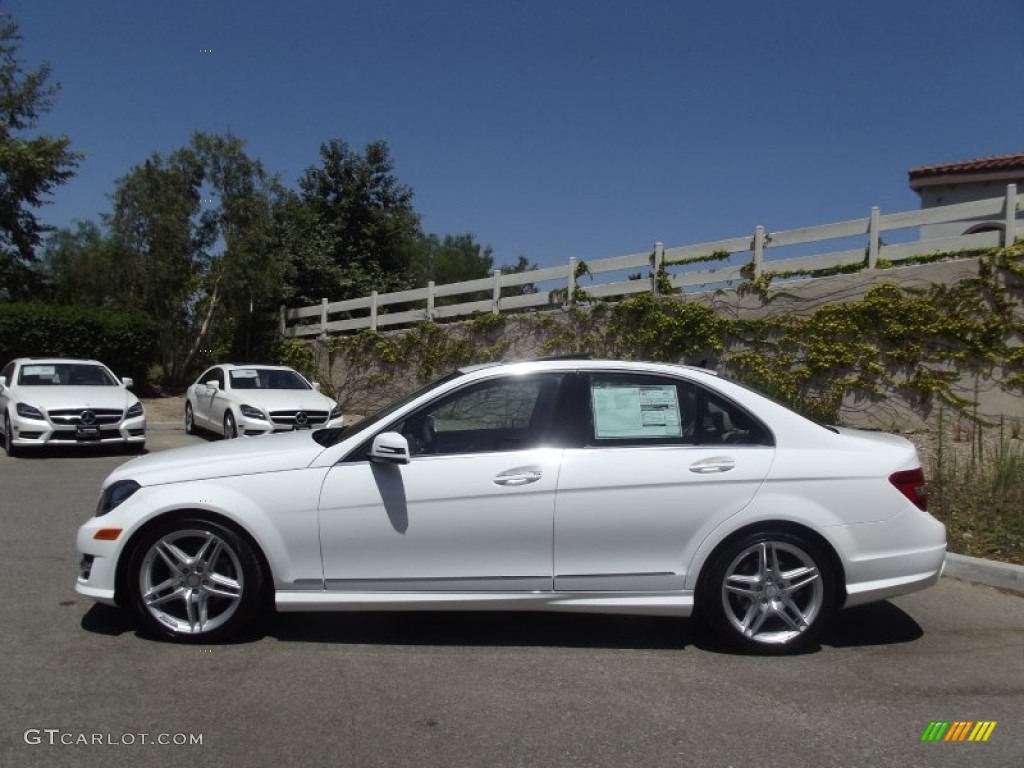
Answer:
398;373;565;456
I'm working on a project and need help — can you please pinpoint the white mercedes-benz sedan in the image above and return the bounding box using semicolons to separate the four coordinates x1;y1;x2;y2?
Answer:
76;358;945;653
184;363;343;438
1;357;146;456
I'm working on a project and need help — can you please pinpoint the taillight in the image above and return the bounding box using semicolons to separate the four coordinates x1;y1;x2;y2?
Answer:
889;468;928;511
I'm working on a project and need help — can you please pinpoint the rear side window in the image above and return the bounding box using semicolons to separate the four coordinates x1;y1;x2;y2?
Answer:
584;373;773;447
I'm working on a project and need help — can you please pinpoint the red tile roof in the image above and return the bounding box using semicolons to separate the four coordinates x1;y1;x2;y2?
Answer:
909;152;1024;181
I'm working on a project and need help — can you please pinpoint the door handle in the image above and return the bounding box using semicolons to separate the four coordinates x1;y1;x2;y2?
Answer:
493;468;543;486
689;456;735;474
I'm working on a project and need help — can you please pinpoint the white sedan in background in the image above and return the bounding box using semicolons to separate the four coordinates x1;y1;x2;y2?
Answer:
0;357;146;456
184;363;343;439
77;358;945;653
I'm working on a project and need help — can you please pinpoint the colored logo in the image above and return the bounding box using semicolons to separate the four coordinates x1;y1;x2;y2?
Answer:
921;721;997;742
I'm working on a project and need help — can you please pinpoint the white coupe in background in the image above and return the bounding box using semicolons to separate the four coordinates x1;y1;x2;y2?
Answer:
0;357;146;456
77;358;946;654
184;363;343;438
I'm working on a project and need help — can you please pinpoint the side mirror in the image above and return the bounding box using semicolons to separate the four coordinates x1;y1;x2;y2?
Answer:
121;377;134;388
312;381;322;392
370;432;410;465
206;380;220;391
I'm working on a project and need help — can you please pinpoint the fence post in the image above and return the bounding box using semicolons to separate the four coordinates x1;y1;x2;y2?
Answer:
370;290;378;331
492;269;502;314
753;226;765;278
651;241;664;296
567;256;577;306
868;206;881;269
427;281;435;320
1006;183;1018;246
319;298;328;339
279;305;286;336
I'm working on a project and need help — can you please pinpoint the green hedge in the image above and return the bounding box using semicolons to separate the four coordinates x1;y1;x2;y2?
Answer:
0;302;158;385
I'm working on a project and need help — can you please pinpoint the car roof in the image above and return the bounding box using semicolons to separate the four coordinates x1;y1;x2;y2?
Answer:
217;363;297;371
458;358;718;377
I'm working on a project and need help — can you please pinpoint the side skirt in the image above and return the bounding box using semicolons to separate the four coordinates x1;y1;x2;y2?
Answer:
275;591;694;617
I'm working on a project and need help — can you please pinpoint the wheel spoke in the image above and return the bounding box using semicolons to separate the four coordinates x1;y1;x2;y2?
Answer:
147;585;186;607
143;577;180;602
777;594;808;630
782;565;819;593
756;543;769;580
185;589;200;631
155;540;190;571
725;573;759;598
204;574;242;599
745;604;771;636
195;535;222;571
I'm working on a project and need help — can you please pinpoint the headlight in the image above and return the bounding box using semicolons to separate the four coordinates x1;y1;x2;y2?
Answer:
329;405;342;420
126;402;144;419
96;480;141;517
16;402;44;419
239;404;265;420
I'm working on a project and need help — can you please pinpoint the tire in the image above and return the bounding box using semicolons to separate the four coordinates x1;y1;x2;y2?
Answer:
223;411;238;439
126;517;266;643
184;402;195;435
3;412;18;458
701;529;835;655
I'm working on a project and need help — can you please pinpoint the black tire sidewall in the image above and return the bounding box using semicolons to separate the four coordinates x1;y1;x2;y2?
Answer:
702;529;835;655
184;402;194;435
126;517;265;643
224;412;236;439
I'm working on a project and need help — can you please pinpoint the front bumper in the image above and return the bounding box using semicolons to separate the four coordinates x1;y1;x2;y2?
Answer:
8;410;146;448
236;414;344;437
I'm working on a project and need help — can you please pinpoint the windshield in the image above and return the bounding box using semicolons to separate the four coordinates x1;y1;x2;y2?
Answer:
313;370;466;447
17;363;117;386
229;368;311;390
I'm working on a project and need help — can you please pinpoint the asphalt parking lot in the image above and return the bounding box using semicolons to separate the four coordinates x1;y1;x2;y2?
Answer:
1;428;1022;767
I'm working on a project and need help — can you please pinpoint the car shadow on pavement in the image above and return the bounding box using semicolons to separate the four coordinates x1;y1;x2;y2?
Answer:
820;601;924;647
81;600;923;653
11;445;146;459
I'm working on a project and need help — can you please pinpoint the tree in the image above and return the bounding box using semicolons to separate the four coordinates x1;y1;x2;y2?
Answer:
297;139;422;298
0;10;80;298
411;233;495;286
104;132;285;384
41;220;119;305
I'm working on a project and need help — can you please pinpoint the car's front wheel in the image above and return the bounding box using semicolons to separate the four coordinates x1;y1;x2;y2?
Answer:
3;412;18;458
184;402;195;435
223;411;238;439
702;530;835;655
126;517;266;643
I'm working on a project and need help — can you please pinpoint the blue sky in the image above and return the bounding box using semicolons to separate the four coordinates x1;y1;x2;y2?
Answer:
9;0;1024;270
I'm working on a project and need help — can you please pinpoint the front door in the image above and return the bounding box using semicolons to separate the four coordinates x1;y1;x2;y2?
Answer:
318;373;569;591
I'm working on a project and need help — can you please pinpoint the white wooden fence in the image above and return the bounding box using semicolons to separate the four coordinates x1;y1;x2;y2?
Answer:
281;184;1022;338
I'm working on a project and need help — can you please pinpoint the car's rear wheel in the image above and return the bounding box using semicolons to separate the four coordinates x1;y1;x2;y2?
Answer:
184;402;195;435
702;530;835;655
3;412;18;458
126;517;265;643
223;411;238;439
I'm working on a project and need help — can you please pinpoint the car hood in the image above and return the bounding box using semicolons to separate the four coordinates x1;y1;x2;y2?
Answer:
225;390;336;411
105;430;328;487
18;386;137;411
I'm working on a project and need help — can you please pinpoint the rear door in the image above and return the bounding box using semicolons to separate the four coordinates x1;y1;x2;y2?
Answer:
553;371;775;591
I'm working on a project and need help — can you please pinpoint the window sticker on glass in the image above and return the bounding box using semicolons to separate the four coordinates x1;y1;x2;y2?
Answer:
23;365;56;376
592;383;682;438
232;369;259;379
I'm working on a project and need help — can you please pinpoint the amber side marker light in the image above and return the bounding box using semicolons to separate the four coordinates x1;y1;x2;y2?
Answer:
93;528;123;541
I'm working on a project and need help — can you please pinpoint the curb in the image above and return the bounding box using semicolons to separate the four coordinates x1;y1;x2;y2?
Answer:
943;552;1024;593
